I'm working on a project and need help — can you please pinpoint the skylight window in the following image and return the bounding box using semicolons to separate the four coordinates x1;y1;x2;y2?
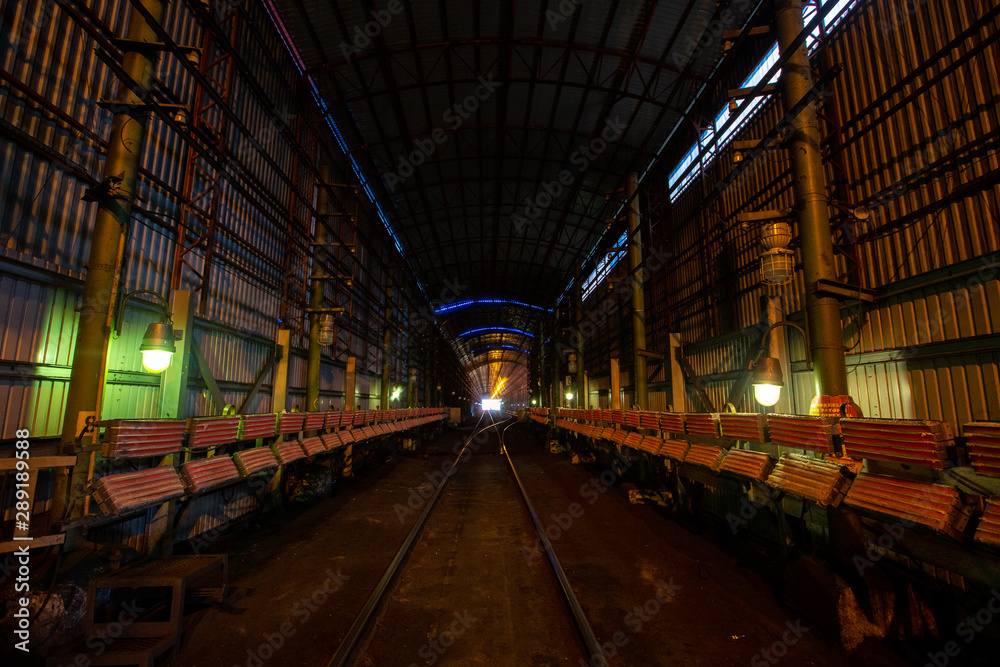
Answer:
582;231;628;300
667;0;858;202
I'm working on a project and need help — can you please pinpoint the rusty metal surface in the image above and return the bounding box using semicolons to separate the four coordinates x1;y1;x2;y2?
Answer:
718;448;775;482
840;417;954;468
91;467;185;516
963;421;1000;476
844;474;969;540
232;447;279;477
766;454;849;506
101;419;187;459
180;456;241;494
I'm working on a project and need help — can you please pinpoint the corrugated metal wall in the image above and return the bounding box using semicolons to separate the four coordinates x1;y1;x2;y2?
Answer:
612;0;1000;435
0;0;431;439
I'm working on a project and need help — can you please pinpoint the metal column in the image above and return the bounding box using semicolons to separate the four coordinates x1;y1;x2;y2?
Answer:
344;356;357;411
306;164;331;414
159;290;194;419
667;334;686;413
407;337;417;408
775;0;849;399
271;329;291;412
610;358;622;410
626;172;648;409
55;0;167;530
574;273;586;410
343;356;356;478
381;281;392;408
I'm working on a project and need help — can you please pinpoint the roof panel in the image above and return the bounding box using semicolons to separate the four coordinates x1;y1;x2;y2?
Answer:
269;0;755;372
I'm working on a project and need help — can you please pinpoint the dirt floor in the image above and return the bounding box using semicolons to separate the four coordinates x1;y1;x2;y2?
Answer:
149;419;913;666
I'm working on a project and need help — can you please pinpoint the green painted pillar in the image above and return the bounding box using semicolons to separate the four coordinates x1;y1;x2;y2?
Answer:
55;0;167;535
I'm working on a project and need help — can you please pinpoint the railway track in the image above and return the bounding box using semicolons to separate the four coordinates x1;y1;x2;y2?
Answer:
327;411;602;666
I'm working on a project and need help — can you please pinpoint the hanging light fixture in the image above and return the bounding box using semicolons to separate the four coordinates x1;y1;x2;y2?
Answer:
317;313;336;346
751;357;784;407
760;221;794;285
139;321;176;373
115;290;176;374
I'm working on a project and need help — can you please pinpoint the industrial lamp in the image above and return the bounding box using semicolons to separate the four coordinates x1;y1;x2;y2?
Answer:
316;313;336;346
748;320;810;408
751;357;784;407
139;321;176;372
115;290;176;373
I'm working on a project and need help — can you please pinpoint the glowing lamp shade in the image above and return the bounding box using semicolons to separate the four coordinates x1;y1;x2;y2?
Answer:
751;356;784;407
753;383;782;407
565;392;574;401
139;322;176;373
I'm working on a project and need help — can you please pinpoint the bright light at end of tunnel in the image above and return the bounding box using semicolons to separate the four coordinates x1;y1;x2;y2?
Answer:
141;349;173;373
753;383;782;407
481;398;501;411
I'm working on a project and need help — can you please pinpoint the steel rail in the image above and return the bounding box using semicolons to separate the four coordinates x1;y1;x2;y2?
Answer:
327;412;493;667
499;417;605;663
328;410;600;665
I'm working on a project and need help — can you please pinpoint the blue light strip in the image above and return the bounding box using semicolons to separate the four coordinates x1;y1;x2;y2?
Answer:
459;327;536;339
435;298;552;314
262;0;423;296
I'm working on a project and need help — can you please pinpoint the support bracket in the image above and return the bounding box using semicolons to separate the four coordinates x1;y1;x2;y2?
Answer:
813;278;875;302
190;337;226;414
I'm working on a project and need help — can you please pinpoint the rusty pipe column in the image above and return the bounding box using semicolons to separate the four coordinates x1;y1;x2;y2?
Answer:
407;335;416;408
626;172;648;409
55;0;166;529
380;279;392;408
306;163;330;415
775;0;848;398
574;272;586;410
